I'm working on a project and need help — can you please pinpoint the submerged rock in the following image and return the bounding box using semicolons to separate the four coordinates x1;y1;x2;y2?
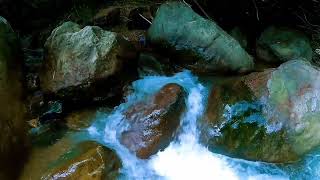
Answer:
0;16;28;179
257;27;312;63
148;2;254;73
201;60;320;163
121;83;185;159
41;21;120;93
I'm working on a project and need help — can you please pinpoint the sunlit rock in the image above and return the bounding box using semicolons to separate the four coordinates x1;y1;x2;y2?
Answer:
0;16;28;179
121;83;185;159
20;139;121;180
257;26;312;63
201;60;320;163
43;141;121;180
40;21;134;94
148;2;254;73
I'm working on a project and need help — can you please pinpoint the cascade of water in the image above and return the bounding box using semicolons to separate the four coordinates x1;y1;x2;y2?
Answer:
85;71;319;180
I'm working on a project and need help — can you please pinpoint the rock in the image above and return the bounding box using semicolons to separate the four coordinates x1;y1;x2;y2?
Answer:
257;27;313;63
43;142;121;180
0;16;28;179
311;34;320;66
27;91;45;118
92;7;121;28
138;53;167;77
39;100;63;124
66;108;112;131
41;21;120;93
121;83;185;159
26;73;40;91
148;2;254;73
127;7;153;30
23;48;44;72
20;138;121;180
40;21;138;104
201;60;320;163
230;27;248;49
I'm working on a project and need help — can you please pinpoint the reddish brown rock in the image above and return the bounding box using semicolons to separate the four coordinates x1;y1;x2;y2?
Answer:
121;83;185;159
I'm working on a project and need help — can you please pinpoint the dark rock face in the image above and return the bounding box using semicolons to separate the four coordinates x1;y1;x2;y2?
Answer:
148;2;254;74
257;26;313;63
121;83;185;159
201;60;320;163
92;7;121;28
0;17;28;179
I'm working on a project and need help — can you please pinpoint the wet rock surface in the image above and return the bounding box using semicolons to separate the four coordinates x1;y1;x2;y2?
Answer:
201;60;320;163
1;0;320;179
20;138;121;180
66;108;112;131
121;83;185;159
148;2;254;74
42;141;121;180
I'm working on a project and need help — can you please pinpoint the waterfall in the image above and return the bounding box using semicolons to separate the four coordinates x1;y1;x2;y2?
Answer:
85;71;318;180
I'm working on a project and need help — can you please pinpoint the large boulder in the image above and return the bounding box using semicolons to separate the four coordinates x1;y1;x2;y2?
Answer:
201;60;320;163
0;17;28;179
148;2;254;73
40;21;136;101
257;26;313;63
121;83;185;159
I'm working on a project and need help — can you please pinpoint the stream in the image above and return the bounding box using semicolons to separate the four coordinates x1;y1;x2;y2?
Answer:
83;71;320;180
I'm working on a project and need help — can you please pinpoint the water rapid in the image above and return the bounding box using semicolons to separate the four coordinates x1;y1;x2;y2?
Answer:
84;71;320;180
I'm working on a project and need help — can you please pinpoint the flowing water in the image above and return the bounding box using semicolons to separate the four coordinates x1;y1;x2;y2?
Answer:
82;71;320;180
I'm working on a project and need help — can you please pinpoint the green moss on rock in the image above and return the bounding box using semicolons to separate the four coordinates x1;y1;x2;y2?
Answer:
147;1;254;73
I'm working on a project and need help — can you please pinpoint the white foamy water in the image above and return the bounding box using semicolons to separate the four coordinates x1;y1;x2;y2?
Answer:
85;71;319;180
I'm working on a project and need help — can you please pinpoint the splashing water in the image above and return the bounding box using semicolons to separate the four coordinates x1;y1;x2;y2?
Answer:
85;71;319;180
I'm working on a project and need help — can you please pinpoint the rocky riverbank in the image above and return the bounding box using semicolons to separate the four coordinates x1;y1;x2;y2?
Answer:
1;0;320;179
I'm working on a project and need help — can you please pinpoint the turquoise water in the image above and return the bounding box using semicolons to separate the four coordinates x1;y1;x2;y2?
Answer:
84;71;320;180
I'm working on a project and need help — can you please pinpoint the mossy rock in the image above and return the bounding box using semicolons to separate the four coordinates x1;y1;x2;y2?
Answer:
257;26;313;63
147;1;254;74
201;60;320;163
